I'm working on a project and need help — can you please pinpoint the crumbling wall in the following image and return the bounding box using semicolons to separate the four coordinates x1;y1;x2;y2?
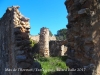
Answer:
0;6;35;75
0;6;17;75
49;36;56;41
30;35;40;42
49;41;67;56
30;35;56;42
65;0;100;75
39;27;67;57
39;27;50;57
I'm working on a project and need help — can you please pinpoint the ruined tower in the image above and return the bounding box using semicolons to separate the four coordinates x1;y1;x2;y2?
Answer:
39;27;49;57
65;0;100;75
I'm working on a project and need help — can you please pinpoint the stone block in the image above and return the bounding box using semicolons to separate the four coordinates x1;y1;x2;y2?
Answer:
78;8;89;15
20;21;25;25
16;55;26;61
20;17;29;22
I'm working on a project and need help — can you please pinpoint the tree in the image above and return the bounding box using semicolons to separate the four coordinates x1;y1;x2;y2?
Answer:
55;28;67;40
49;30;53;36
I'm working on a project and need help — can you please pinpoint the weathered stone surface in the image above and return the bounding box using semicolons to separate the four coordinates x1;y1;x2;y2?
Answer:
30;34;56;42
0;6;34;75
49;41;67;56
39;27;50;57
78;8;89;15
65;0;100;75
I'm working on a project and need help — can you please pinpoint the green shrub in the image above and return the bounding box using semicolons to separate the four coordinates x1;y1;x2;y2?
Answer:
30;39;36;47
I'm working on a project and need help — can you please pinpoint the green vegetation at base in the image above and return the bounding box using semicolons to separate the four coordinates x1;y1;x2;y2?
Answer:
35;55;69;75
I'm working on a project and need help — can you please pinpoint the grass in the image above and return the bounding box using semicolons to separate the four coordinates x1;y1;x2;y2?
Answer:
35;55;69;75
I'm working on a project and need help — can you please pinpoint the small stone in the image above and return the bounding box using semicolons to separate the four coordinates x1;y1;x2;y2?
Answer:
14;16;19;21
78;8;89;15
7;7;12;11
25;25;30;29
90;11;95;17
21;17;29;22
16;55;26;61
20;21;25;25
15;25;22;28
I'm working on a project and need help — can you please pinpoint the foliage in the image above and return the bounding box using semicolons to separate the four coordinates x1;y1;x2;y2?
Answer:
49;30;53;36
35;56;69;75
57;28;67;36
29;39;36;47
55;28;67;40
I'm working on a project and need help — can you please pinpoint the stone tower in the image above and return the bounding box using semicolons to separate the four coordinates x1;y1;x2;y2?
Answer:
39;27;49;57
65;0;100;75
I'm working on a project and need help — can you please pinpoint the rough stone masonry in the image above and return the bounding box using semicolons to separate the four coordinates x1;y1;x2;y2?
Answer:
65;0;100;75
0;6;38;75
39;27;50;57
39;27;67;57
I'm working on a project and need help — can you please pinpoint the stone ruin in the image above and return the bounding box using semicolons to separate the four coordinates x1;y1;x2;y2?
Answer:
0;6;41;75
30;35;56;42
1;1;100;75
39;27;67;57
39;27;50;57
65;0;100;75
49;40;67;56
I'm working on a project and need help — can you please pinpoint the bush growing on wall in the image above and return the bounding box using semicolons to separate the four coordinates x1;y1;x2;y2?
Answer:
30;39;36;47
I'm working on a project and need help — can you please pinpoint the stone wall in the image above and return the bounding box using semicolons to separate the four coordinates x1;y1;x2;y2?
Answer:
49;36;56;41
39;27;50;57
65;0;100;75
30;35;56;42
0;6;37;75
30;35;39;42
39;27;67;57
49;41;67;56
